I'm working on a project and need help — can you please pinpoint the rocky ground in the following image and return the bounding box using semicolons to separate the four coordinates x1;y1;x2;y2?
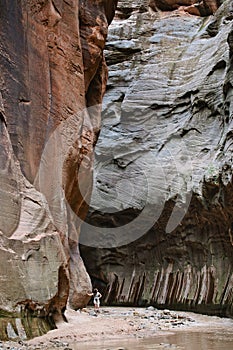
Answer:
1;307;233;350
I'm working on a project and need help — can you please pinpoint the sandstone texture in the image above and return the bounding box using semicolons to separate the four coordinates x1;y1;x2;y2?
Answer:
0;0;116;337
80;0;233;317
149;0;221;16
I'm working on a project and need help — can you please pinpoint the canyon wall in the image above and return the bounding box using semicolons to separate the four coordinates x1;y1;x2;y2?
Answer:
0;0;117;335
80;0;233;316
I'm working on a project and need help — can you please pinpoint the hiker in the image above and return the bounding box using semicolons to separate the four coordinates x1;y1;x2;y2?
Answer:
93;288;102;312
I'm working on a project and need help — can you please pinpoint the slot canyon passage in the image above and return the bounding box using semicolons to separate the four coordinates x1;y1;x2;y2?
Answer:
0;0;233;346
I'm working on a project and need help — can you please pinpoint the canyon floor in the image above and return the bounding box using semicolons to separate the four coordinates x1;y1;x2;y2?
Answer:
1;307;233;350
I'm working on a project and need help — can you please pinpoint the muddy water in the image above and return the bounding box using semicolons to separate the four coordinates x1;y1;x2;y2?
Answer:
72;330;233;350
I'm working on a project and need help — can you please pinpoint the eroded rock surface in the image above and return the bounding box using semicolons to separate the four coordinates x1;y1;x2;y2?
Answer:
80;0;233;316
149;0;221;16
0;0;116;335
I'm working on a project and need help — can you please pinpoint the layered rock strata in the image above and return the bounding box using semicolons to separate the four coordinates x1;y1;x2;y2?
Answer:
0;0;117;337
80;0;233;316
149;0;222;16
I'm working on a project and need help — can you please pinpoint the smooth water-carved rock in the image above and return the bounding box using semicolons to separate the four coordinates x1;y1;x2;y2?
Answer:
80;0;233;317
0;0;117;335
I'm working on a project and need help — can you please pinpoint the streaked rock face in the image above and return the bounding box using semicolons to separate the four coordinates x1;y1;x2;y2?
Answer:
80;0;233;316
0;0;117;330
149;0;221;16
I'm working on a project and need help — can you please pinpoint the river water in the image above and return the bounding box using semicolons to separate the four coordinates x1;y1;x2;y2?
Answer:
73;329;233;350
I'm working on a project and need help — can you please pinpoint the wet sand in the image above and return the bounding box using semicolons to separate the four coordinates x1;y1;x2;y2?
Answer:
2;307;233;350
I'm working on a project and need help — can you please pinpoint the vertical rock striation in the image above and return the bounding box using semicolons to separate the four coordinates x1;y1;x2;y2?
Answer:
80;0;233;317
0;0;117;336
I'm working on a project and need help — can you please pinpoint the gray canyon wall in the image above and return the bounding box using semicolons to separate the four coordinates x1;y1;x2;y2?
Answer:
80;0;233;317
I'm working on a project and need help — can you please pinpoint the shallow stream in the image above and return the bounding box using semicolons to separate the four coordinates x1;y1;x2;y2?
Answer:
71;329;233;350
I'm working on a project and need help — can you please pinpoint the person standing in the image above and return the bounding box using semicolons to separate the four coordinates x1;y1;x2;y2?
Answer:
93;288;102;312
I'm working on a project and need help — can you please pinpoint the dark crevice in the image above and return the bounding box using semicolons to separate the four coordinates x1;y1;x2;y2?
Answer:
207;60;227;76
180;128;202;137
105;44;141;54
116;7;133;20
206;20;219;37
18;98;31;104
51;0;62;17
0;112;7;127
223;82;233;98
149;103;170;110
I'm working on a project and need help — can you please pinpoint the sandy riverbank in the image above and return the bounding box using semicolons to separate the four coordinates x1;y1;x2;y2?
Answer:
2;307;233;350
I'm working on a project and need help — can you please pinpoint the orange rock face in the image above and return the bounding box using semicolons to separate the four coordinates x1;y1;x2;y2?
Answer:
0;0;117;324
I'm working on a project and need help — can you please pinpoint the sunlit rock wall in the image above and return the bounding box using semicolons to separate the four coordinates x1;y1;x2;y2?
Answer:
0;0;117;329
80;0;233;316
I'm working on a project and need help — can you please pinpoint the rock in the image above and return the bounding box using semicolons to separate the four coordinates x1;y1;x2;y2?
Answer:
163;310;171;315
80;0;233;317
149;0;220;16
147;306;155;311
89;310;98;317
101;309;110;313
80;307;88;313
133;311;140;316
0;0;117;338
160;315;171;320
